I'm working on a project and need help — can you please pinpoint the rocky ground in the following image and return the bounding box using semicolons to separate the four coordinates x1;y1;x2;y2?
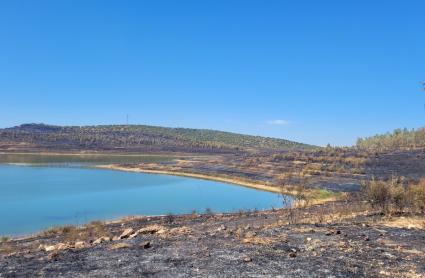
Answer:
1;201;424;278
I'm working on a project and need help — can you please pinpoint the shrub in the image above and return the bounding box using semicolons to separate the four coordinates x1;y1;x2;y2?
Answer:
410;179;425;213
390;184;408;213
363;179;392;212
363;178;425;214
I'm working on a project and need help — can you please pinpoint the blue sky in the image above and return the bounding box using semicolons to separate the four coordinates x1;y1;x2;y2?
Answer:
0;1;424;146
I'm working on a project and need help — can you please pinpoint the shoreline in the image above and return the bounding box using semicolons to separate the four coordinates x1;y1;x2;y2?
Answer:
95;164;283;194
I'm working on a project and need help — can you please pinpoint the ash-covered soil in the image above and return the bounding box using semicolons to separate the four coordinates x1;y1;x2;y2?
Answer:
1;202;424;278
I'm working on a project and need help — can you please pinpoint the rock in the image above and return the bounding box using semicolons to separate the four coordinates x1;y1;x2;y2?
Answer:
55;243;70;251
243;256;252;262
288;252;297;258
168;226;191;236
139;241;151;249
217;225;227;231
93;236;111;245
383;252;396;259
119;228;134;239
128;233;138;239
110;242;132;250
48;251;60;261
74;241;88;249
325;229;337;236
112;236;120;241
44;245;56;252
137;225;167;235
306;237;312;242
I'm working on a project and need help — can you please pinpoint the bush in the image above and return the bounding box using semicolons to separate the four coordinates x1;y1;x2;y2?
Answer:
410;179;425;212
363;178;425;214
363;180;392;212
390;184;408;213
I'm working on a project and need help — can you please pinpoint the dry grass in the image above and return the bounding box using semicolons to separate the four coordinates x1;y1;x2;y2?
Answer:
41;221;111;243
242;236;275;245
380;216;425;230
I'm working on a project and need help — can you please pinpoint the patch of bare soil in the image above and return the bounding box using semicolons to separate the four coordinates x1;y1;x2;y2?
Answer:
1;202;424;277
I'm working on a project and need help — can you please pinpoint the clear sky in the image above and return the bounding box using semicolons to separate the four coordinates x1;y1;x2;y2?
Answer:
0;1;424;146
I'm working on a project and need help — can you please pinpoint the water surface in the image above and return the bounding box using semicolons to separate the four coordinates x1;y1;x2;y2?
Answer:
0;165;286;235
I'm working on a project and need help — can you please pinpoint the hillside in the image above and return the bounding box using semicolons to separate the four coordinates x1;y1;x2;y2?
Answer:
356;127;425;152
0;123;314;153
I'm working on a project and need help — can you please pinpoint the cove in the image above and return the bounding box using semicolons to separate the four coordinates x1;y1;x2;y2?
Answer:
0;165;288;235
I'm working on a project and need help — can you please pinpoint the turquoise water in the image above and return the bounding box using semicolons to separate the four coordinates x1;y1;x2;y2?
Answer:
0;165;286;235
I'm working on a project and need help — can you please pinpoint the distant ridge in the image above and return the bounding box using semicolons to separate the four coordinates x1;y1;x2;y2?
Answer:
0;123;316;153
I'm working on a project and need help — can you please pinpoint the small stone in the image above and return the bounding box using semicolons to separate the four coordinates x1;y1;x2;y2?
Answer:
217;225;227;231
243;256;252;262
48;251;60;261
140;241;151;249
289;252;297;258
306;237;312;242
384;252;396;259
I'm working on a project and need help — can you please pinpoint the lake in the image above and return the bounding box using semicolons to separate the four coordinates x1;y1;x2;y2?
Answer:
0;164;286;236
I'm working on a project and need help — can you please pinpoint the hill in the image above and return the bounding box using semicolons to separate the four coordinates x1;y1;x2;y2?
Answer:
0;123;314;153
356;127;425;152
